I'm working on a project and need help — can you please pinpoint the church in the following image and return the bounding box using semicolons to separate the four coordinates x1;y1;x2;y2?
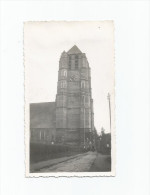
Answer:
30;45;95;148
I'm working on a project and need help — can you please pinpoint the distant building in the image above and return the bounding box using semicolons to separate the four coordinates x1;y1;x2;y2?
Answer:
30;45;95;147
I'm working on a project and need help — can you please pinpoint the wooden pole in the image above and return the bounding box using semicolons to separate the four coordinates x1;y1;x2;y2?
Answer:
107;93;111;132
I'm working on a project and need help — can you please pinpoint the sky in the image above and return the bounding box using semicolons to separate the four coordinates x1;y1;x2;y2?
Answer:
24;21;115;134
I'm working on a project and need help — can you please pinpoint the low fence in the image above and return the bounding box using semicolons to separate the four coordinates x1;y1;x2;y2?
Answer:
30;142;84;163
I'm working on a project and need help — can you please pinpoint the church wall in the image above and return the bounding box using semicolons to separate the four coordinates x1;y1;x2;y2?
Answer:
56;108;67;128
68;82;80;93
30;128;55;143
68;94;80;108
56;94;67;107
67;108;80;129
64;130;80;145
80;108;91;128
30;102;56;144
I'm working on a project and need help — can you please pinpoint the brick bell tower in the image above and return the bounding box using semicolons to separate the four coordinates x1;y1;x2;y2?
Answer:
55;45;94;148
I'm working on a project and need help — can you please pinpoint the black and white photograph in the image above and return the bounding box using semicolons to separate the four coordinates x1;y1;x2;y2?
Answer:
24;21;115;177
1;1;150;194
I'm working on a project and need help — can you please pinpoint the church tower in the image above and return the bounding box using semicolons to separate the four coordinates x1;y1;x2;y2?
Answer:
56;45;94;147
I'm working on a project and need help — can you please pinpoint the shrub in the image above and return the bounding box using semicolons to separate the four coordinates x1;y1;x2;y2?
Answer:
30;142;83;163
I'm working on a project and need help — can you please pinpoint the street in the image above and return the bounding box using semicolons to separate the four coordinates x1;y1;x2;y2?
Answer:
31;152;111;172
89;153;111;172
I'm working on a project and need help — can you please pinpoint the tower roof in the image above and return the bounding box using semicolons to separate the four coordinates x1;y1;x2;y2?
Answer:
61;50;67;57
67;45;82;54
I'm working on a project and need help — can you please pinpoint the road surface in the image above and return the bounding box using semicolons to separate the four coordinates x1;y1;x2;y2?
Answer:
32;152;111;172
89;153;111;172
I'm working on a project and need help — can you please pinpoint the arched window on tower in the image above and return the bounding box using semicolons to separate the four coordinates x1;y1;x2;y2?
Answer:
88;96;91;105
69;56;71;69
60;81;67;88
75;55;78;69
82;58;86;67
43;131;45;140
39;130;42;140
81;80;85;88
61;70;67;77
63;81;67;88
64;70;67;77
82;95;85;105
61;70;63;76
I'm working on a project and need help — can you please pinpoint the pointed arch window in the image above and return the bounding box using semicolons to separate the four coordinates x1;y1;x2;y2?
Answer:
64;70;67;77
61;70;67;77
75;55;78;69
39;130;42;140
43;131;45;140
75;62;78;69
60;81;67;88
81;80;85;88
69;56;71;69
82;95;85;105
63;81;67;88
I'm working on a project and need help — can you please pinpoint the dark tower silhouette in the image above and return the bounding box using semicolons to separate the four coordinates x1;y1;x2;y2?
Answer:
56;45;94;147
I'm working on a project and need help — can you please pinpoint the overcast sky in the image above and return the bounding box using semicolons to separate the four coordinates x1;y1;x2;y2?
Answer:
24;21;115;134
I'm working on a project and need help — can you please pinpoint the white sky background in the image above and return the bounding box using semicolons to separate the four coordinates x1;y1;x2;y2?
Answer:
24;21;115;134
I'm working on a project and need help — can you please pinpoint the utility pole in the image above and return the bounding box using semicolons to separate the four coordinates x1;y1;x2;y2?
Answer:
84;108;85;149
107;93;111;132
